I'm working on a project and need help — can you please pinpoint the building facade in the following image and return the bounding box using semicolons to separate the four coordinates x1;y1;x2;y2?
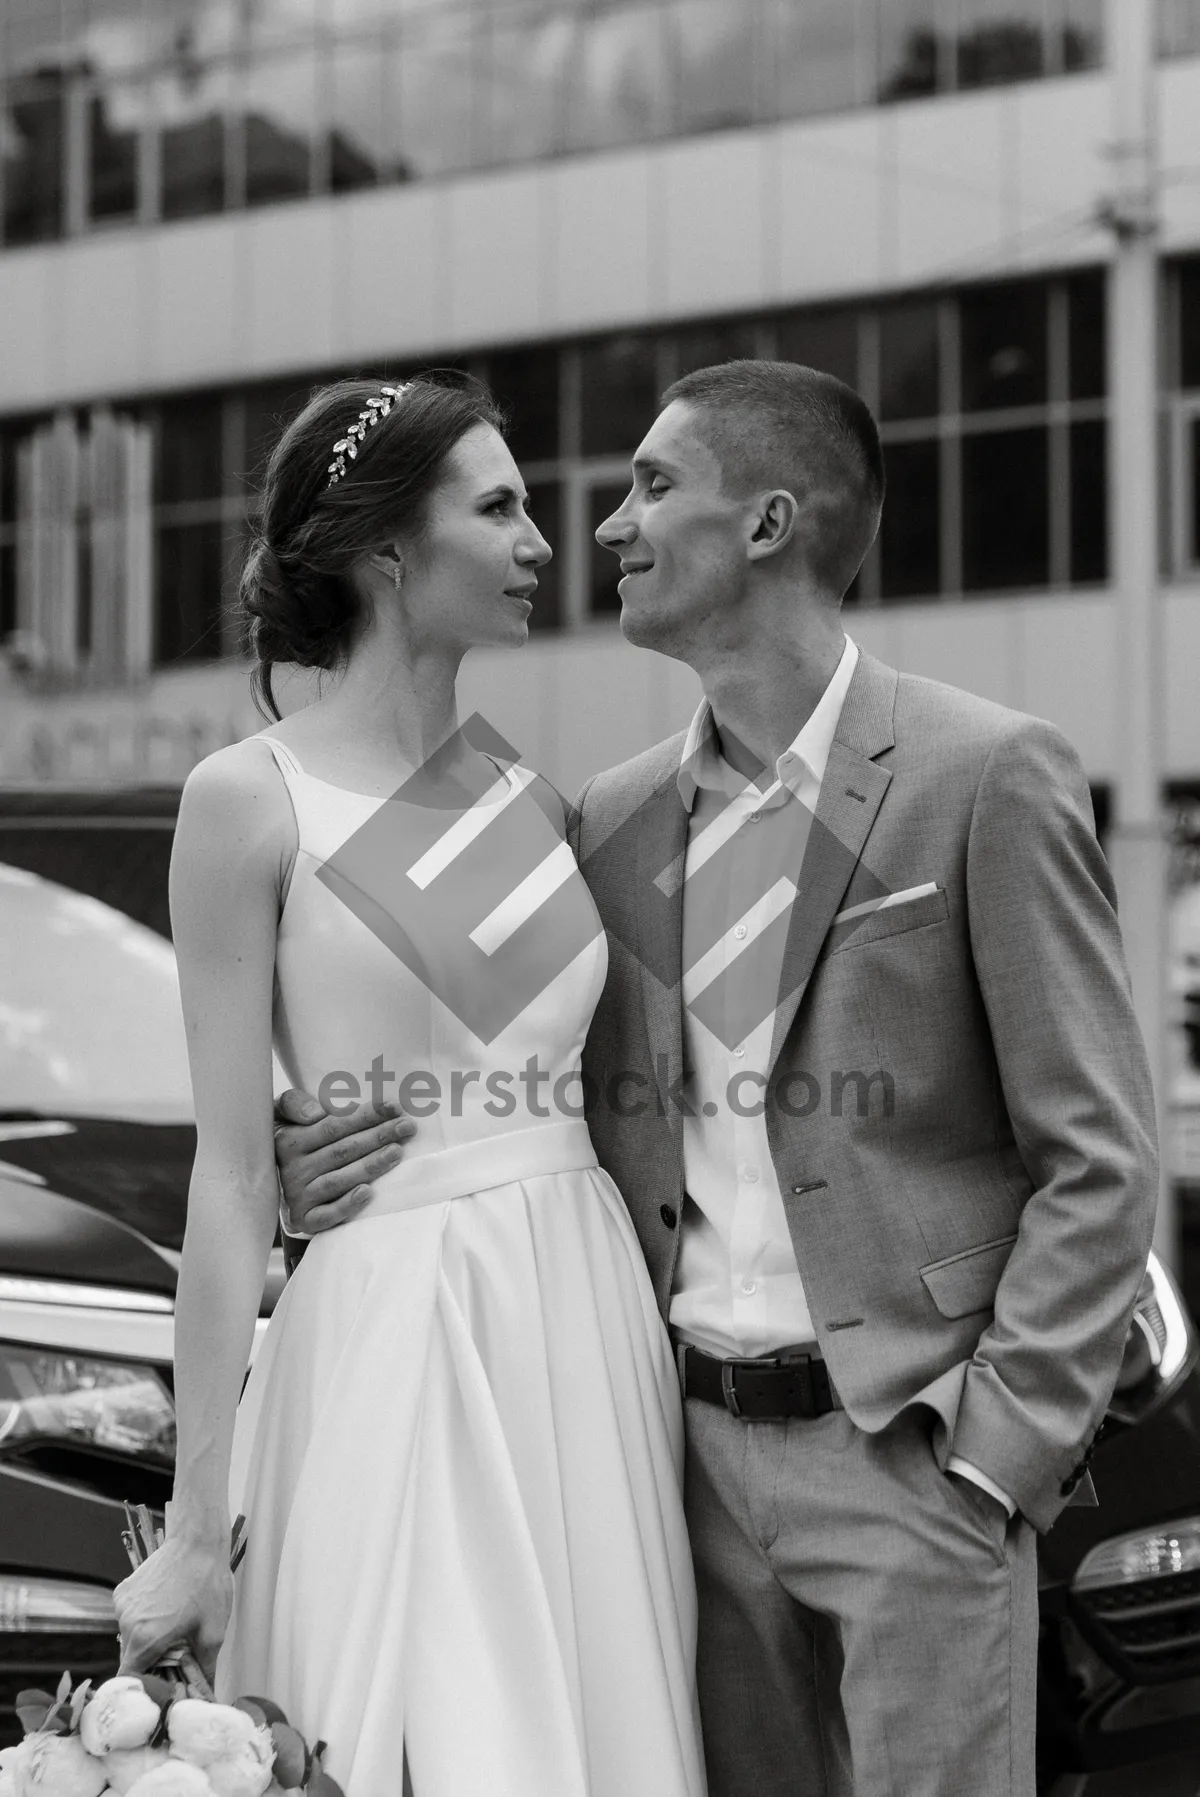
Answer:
1;1;1199;1178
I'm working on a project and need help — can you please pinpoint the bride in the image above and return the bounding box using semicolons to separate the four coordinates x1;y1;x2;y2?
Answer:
113;373;707;1797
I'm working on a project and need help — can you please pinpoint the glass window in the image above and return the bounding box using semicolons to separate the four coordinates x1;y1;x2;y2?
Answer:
0;426;20;525
564;3;669;154
674;320;762;379
242;45;317;206
484;347;560;465
325;35;387;193
1158;0;1200;58
383;9;483;178
2;69;66;244
962;425;1049;589
0;541;15;641
158;57;230;220
776;0;864;118
526;480;561;631
672;0;758;136
245;0;317;51
879;439;941;598
956;1;1045;88
155;519;225;664
243;380;312;497
776;309;859;389
1180;259;1200;391
1067;270;1106;399
960;281;1048;411
1069;419;1107;584
879;301;940;420
483;7;569;166
589;483;630;617
157;396;224;506
88;78;140;223
581;333;660;457
1058;0;1105;70
877;0;948;103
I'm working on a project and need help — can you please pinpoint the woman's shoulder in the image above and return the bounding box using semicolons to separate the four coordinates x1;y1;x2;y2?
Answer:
177;735;295;847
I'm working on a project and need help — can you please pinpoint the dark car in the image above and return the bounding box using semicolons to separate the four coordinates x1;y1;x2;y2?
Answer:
1;786;1199;1791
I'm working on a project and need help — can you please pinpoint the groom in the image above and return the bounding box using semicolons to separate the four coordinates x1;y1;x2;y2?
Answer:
270;360;1158;1795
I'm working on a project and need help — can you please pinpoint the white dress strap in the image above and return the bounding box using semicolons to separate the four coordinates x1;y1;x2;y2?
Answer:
252;732;306;782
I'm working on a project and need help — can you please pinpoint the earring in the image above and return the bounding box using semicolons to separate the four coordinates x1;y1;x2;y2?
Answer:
391;564;404;591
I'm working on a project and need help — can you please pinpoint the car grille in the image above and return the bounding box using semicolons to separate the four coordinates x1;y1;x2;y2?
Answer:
1074;1570;1200;1682
0;1630;119;1748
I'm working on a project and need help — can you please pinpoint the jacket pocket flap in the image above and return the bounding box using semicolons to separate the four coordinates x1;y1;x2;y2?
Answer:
829;886;949;954
920;1234;1019;1320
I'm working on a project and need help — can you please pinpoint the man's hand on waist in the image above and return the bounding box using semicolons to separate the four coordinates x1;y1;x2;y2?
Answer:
273;1087;416;1235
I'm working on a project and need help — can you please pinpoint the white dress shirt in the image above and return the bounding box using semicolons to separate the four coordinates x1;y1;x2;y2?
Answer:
667;635;1014;1517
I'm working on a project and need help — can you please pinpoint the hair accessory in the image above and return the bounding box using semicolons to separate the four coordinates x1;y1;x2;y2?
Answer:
326;383;410;488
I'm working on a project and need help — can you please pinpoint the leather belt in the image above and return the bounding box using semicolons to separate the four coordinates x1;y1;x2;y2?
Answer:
679;1343;842;1421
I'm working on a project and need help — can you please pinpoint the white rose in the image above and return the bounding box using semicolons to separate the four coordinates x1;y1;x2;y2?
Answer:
0;1748;18;1770
0;1770;16;1797
105;1744;172;1794
166;1704;265;1770
125;1762;213;1797
80;1677;162;1755
204;1745;273;1797
11;1731;109;1797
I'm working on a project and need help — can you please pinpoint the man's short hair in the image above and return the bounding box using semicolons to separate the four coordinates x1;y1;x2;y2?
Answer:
661;359;885;599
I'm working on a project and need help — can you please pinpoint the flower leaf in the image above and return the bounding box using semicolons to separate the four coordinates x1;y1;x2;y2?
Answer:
270;1722;307;1789
55;1671;71;1705
14;1689;53;1733
69;1679;92;1728
237;1694;288;1727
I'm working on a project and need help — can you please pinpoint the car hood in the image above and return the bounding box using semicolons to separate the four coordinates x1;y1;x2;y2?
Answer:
0;1166;179;1295
0;1111;193;1255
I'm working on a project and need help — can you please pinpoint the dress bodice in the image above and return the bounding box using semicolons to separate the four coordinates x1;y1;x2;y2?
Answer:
253;733;608;1168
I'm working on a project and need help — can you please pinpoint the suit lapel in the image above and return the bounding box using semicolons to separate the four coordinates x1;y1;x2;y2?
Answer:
635;773;690;1163
768;652;899;1072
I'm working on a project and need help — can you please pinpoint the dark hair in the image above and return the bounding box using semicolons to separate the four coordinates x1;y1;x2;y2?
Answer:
238;371;504;721
660;359;885;600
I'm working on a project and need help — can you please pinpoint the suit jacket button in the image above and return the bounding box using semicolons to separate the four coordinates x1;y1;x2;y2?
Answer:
660;1203;677;1230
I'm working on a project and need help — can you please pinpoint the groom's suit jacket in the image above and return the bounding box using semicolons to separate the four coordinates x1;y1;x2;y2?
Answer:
571;649;1158;1534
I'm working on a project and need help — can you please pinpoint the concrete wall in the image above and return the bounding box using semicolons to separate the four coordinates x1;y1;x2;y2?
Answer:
4;60;1200;413
4;587;1198;793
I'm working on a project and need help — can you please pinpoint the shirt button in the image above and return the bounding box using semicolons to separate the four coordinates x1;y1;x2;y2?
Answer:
732;1045;745;1058
741;1280;757;1296
734;924;747;939
742;1168;760;1184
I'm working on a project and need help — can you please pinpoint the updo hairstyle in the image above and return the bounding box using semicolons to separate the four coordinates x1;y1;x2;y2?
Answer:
239;371;504;721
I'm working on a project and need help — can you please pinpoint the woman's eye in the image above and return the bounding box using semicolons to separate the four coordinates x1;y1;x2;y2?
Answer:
649;482;669;499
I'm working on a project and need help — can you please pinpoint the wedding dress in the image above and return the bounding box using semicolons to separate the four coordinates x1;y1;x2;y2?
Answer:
215;733;705;1797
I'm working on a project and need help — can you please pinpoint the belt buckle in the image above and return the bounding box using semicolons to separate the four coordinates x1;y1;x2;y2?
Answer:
720;1355;781;1420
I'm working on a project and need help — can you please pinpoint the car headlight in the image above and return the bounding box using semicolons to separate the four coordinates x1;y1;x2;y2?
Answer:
0;1341;175;1466
0;1573;116;1634
1106;1250;1197;1426
1074;1516;1200;1590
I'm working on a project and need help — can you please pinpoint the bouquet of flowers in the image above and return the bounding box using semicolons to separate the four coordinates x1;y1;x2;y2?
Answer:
0;1507;343;1797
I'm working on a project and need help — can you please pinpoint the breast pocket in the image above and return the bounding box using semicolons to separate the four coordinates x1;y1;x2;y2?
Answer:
828;886;949;955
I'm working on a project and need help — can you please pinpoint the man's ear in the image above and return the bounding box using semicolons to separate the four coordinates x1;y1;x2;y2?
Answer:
746;490;798;563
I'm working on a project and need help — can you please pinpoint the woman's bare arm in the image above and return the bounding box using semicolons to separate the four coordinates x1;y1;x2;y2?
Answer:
115;740;293;1677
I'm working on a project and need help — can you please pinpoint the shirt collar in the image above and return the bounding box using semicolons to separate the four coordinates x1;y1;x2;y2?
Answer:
677;636;859;812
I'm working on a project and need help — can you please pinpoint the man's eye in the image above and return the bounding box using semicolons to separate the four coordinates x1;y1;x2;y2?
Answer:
649;481;669;498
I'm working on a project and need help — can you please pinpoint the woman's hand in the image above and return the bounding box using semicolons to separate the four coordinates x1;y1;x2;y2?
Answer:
114;1536;233;1686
